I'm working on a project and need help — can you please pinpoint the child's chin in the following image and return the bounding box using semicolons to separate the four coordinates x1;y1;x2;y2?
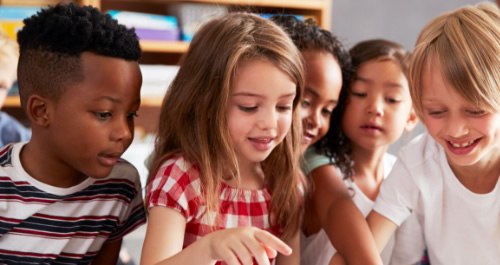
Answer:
88;169;114;179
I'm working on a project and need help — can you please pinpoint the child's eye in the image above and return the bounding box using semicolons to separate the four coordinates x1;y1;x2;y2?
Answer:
466;109;486;116
350;91;366;97
385;97;401;104
277;105;292;112
95;111;112;120
238;105;257;112
321;108;333;117
426;110;445;117
301;99;311;108
127;111;138;120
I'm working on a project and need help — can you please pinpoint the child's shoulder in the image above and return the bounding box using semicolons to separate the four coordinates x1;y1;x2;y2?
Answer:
151;154;201;186
397;133;442;168
105;158;141;185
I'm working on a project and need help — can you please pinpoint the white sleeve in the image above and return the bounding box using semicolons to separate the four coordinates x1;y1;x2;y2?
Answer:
389;212;426;265
373;157;420;226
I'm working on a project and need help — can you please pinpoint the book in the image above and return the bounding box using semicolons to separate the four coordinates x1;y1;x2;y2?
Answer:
108;10;180;41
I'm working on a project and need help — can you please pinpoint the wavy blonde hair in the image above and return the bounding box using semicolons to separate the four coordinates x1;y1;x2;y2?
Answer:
147;12;304;240
409;2;500;117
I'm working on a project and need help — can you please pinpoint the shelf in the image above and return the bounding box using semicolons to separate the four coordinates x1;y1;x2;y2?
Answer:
2;0;332;133
0;0;98;6
97;0;332;29
141;97;163;107
102;0;327;10
140;40;189;53
0;0;61;5
4;96;20;107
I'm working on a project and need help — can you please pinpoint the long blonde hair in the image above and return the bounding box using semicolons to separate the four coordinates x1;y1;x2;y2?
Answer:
147;12;304;240
409;2;500;117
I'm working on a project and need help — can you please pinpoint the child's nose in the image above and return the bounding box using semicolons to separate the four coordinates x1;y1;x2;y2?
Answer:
305;109;321;128
366;97;384;116
445;114;469;138
258;108;278;130
111;118;133;142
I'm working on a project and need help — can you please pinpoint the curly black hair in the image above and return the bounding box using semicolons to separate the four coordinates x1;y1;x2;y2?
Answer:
270;15;350;72
16;3;140;108
271;15;353;173
320;39;410;180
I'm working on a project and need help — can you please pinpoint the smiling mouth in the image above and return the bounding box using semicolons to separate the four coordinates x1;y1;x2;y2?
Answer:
448;138;478;148
445;137;481;156
303;131;316;139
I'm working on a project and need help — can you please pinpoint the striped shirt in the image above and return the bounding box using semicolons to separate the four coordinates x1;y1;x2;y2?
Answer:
147;155;280;265
0;143;146;264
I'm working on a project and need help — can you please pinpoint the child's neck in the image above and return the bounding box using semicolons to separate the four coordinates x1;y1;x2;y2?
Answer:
449;153;500;194
350;145;388;201
226;160;265;190
21;141;88;188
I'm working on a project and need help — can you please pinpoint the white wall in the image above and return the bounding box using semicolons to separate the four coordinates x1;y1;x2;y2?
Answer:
330;0;494;50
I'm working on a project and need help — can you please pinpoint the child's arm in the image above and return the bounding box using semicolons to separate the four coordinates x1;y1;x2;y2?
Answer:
275;231;300;265
141;207;292;265
329;211;398;265
91;239;122;265
366;210;398;252
310;165;382;265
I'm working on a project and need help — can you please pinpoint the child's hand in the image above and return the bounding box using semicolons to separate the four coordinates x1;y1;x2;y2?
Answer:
204;227;292;265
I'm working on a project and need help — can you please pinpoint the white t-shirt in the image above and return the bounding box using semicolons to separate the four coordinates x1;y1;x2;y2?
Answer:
374;133;500;265
301;149;396;265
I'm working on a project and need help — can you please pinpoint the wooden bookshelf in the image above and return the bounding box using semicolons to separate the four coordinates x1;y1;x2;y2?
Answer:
97;0;332;56
1;0;332;132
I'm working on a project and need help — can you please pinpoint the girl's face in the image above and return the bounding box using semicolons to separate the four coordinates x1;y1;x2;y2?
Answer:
342;59;415;151
421;59;500;170
227;59;296;168
300;50;342;152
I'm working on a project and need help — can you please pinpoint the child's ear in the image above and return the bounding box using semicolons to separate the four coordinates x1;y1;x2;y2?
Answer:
26;95;51;127
405;108;419;132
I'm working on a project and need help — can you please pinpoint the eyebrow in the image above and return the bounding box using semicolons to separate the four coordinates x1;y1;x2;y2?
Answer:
232;92;296;99
97;96;141;105
354;76;404;90
305;87;338;104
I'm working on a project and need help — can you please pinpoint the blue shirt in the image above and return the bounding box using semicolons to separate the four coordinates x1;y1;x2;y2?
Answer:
0;111;31;147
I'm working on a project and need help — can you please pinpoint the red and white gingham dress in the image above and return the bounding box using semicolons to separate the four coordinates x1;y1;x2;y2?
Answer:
146;154;281;264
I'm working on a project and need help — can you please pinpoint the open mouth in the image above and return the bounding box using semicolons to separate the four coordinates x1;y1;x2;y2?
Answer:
303;131;316;141
249;137;275;151
446;138;481;155
449;139;476;148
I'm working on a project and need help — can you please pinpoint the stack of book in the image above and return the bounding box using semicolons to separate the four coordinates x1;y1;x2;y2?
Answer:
108;10;180;41
139;64;179;101
167;3;227;41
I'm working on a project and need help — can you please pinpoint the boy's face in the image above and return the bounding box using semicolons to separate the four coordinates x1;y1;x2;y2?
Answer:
420;59;500;171
46;52;142;180
0;59;17;107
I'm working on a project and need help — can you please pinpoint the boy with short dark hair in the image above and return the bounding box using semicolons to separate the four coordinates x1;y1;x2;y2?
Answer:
0;3;145;264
